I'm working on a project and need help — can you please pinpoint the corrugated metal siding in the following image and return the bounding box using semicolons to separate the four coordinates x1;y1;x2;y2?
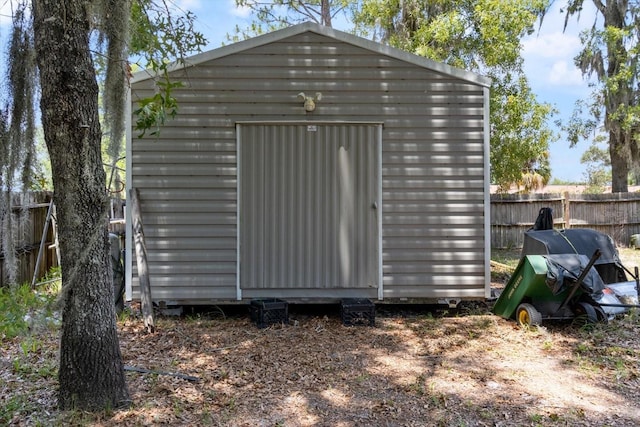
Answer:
239;124;379;296
129;30;487;302
128;128;238;301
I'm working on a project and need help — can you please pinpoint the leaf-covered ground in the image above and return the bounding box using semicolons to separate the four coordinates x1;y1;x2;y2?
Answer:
2;302;639;427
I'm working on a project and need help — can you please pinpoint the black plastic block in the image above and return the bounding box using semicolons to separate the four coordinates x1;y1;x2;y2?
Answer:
249;299;289;329
341;298;375;326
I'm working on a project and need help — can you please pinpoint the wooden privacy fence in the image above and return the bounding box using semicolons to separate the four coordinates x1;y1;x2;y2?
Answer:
1;192;125;287
491;192;640;249
0;192;57;287
4;191;639;284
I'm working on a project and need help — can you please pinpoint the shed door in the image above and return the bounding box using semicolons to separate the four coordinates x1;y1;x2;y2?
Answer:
239;123;380;292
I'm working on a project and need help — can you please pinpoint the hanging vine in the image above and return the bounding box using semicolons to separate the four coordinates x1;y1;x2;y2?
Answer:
1;3;37;285
94;0;132;192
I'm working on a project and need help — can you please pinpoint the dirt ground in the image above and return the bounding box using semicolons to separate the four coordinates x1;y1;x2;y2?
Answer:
3;300;640;427
2;250;640;426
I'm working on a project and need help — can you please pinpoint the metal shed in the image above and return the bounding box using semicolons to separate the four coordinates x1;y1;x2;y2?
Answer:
126;22;492;305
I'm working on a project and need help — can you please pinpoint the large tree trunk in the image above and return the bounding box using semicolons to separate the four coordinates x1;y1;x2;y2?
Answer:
32;0;130;410
610;131;629;193
602;0;630;193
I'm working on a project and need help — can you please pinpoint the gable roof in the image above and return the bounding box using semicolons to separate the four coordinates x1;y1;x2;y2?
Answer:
132;22;491;87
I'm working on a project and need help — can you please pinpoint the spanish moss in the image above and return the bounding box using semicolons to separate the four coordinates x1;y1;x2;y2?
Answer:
1;3;37;285
7;5;36;191
95;0;131;192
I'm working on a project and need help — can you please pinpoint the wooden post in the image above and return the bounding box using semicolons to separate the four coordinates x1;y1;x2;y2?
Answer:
563;191;571;229
129;187;155;333
32;199;54;288
51;203;61;267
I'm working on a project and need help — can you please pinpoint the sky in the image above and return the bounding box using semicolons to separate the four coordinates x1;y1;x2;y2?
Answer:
0;0;600;183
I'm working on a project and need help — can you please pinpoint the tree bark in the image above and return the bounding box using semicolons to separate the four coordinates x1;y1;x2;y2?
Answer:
610;131;629;193
321;0;332;26
602;0;630;193
32;0;130;410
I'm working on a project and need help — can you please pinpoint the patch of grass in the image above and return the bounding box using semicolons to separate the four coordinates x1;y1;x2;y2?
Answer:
572;318;640;382
0;272;60;341
491;249;521;268
529;413;544;424
617;248;640;270
11;357;57;380
406;313;442;337
575;341;591;354
11;334;58;380
171;396;184;416
355;372;370;383
117;306;135;322
408;374;427;396
469;315;495;329
490;249;520;283
225;396;237;411
0;394;37;425
477;407;493;420
0;284;42;339
58;408;107;426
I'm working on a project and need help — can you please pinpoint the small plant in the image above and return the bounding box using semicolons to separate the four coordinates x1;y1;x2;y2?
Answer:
12;358;30;375
409;374;427;396
478;407;493;420
529;413;543;423
430;392;447;409
471;316;494;329
12;353;57;380
200;409;213;424
0;272;60;341
20;336;42;355
36;362;57;379
0;394;35;425
0;284;40;339
171;397;184;416
614;359;629;380
117;307;134;322
575;341;591;355
518;322;543;334
225;397;237;411
355;372;370;383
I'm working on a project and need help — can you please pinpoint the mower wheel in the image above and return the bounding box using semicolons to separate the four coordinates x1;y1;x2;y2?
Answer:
573;302;598;326
516;303;542;327
594;305;609;324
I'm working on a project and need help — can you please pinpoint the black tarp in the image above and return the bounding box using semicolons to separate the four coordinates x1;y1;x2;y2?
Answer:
530;207;554;231
522;228;627;284
544;254;605;297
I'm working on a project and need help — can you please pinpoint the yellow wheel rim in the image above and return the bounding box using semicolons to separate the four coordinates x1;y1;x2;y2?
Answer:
518;309;530;326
